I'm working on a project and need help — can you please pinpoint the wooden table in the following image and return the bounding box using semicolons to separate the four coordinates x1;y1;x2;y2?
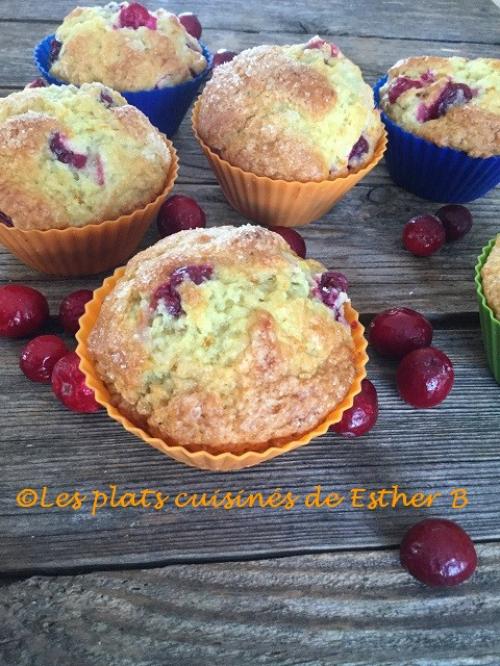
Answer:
1;1;500;664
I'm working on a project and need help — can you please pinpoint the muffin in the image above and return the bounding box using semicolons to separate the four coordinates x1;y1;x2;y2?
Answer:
374;56;500;202
481;234;500;318
0;83;171;230
87;225;360;455
379;56;500;157
196;39;384;181
48;2;207;92
476;235;500;384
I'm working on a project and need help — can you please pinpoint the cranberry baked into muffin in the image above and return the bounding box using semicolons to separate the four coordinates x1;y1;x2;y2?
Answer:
379;56;500;157
196;38;383;181
482;234;500;319
0;83;171;230
88;226;357;454
49;2;207;91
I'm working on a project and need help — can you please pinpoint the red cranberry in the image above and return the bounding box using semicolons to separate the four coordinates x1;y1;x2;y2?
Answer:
400;519;477;587
157;195;206;238
20;335;69;383
59;289;94;335
368;307;433;359
99;90;115;107
212;49;237;68
331;379;378;437
397;347;454;408
306;36;339;57
49;133;87;169
269;226;306;259
388;76;423;104
348;135;369;166
0;211;13;226
403;214;445;257
178;12;202;39
26;77;47;89
435;204;473;242
52;352;100;413
0;285;49;338
49;39;62;64
418;82;474;122
119;2;157;29
152;264;213;316
318;271;349;299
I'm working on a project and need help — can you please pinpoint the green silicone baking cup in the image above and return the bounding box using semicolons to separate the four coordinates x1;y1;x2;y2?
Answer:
475;237;500;384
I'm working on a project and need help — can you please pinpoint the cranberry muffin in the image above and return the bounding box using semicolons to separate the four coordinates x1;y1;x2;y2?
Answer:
379;56;500;157
482;234;500;318
49;2;207;92
88;225;357;454
196;38;383;181
0;83;171;230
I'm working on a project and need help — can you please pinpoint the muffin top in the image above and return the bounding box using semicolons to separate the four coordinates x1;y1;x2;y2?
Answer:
49;2;207;92
88;225;357;454
482;235;500;319
196;39;383;181
380;56;500;157
0;83;171;230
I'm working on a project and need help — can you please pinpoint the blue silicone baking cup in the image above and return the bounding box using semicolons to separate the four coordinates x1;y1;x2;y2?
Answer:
373;76;500;203
35;34;213;137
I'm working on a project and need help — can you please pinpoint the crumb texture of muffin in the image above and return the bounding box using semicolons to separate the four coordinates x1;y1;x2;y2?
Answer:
0;83;171;230
380;56;500;157
49;2;207;91
88;225;357;454
482;234;500;319
196;39;383;181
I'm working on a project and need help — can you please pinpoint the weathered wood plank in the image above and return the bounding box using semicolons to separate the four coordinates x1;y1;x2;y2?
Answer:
2;545;500;666
0;325;499;574
1;0;499;44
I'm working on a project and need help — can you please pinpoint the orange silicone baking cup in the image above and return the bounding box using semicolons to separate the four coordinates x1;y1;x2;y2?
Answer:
76;266;369;472
192;100;387;227
0;138;178;277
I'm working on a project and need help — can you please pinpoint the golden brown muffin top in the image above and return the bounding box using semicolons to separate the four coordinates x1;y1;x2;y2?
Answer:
50;2;207;91
0;83;170;230
196;40;383;181
88;225;357;454
380;56;500;157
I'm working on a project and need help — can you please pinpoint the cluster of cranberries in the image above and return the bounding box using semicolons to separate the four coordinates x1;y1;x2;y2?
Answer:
369;307;454;408
0;285;99;413
403;204;473;257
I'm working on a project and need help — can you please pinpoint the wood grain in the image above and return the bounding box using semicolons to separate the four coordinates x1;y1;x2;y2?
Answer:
2;545;500;666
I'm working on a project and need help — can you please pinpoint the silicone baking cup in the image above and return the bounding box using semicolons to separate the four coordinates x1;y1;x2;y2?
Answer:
76;268;369;472
0;138;178;276
35;35;213;137
192;100;387;227
374;76;500;203
475;238;500;384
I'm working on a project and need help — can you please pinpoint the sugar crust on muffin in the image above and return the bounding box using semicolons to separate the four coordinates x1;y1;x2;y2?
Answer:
50;2;207;91
0;83;171;230
380;56;500;157
482;234;500;319
196;39;383;181
88;225;357;454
